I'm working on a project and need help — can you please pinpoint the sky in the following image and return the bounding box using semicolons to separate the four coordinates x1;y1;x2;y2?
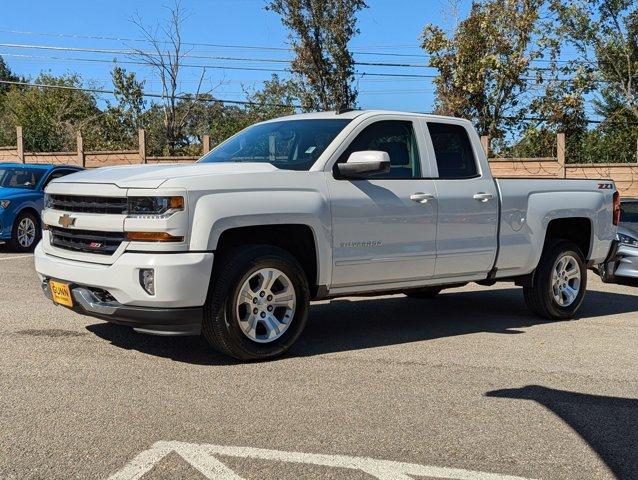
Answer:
0;0;474;112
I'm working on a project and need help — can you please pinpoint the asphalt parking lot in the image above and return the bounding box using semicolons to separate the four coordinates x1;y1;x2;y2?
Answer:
0;248;636;480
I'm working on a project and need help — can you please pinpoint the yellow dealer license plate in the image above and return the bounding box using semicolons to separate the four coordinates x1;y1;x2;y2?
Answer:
50;280;73;307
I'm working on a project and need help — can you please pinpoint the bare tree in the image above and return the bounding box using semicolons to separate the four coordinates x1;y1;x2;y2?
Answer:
130;2;207;155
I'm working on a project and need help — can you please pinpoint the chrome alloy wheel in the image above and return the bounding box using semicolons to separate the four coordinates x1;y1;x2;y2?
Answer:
17;217;36;248
235;268;296;343
551;254;581;307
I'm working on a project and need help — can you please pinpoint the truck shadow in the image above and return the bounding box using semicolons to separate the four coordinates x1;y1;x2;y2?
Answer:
86;286;638;365
485;385;638;479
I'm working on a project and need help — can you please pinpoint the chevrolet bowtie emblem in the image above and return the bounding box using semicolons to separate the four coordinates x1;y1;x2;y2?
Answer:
58;214;76;228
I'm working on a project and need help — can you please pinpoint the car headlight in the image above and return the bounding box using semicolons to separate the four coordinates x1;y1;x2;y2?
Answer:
617;232;638;246
127;196;184;218
0;200;10;209
43;194;52;209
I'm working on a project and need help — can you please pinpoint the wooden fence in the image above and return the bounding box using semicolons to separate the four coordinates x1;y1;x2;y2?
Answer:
483;133;638;197
1;127;637;197
0;127;209;167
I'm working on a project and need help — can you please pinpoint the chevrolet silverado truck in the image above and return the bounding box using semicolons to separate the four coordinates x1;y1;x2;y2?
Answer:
34;110;620;360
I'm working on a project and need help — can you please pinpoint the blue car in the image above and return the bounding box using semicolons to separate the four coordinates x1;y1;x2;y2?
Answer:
0;163;83;252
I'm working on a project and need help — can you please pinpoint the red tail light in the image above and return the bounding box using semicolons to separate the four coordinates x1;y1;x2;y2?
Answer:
613;191;621;226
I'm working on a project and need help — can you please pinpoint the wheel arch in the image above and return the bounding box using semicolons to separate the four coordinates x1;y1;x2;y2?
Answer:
214;223;323;296
544;217;592;259
14;205;41;228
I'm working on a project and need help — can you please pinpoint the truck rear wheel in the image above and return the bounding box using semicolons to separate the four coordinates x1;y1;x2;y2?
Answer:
523;240;587;320
202;245;310;361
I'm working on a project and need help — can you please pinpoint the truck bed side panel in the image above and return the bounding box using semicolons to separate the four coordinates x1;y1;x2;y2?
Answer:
495;179;616;278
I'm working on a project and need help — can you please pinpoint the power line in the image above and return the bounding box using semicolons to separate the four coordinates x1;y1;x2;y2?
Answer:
0;29;428;58
0;52;441;79
0;29;581;64
0;79;302;109
0;42;437;69
0;51;585;83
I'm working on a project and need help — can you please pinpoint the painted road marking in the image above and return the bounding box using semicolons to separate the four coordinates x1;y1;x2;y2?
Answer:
0;254;33;261
108;441;535;480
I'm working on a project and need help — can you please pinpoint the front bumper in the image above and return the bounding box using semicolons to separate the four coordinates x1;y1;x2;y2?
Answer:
35;243;214;335
598;240;638;284
614;243;638;279
41;279;204;335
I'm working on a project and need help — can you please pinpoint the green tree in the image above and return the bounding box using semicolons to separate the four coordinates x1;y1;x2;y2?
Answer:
549;0;638;162
3;73;101;151
244;74;297;122
0;55;20;145
100;66;146;149
421;0;544;139
551;0;638;120
0;55;19;94
266;0;367;111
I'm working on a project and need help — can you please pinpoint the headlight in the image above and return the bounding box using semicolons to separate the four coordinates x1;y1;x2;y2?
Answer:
43;194;52;209
127;196;184;218
617;232;638;246
0;200;10;209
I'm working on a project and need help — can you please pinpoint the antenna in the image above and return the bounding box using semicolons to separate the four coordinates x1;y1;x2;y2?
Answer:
336;106;356;115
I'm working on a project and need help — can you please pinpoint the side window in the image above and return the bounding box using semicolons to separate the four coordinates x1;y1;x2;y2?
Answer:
337;120;421;179
43;169;77;189
427;122;478;179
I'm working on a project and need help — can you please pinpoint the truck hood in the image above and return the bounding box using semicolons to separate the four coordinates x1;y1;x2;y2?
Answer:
50;162;280;189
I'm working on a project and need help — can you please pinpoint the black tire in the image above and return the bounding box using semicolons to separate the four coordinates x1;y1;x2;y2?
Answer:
202;245;310;361
8;211;40;252
404;287;442;299
523;240;587;320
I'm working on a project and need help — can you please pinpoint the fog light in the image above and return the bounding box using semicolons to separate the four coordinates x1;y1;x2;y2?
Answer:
139;269;155;295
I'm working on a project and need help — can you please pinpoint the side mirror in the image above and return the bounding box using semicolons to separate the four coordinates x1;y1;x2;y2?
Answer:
336;151;391;178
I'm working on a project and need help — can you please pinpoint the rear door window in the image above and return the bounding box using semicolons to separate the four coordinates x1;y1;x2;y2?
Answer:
427;122;478;179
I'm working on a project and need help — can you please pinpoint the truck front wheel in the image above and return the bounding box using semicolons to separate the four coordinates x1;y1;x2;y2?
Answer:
523;241;587;320
202;245;310;361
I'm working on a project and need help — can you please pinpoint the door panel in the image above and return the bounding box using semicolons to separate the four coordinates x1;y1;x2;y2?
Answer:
433;177;498;276
423;121;498;277
328;178;438;287
327;117;438;288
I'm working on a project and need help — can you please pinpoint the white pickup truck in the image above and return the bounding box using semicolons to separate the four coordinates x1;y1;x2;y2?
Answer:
35;110;619;360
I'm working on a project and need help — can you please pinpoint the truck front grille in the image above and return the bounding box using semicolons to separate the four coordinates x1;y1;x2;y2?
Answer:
49;195;128;215
49;227;125;255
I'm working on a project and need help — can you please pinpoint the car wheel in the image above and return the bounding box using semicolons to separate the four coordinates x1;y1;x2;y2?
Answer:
404;287;442;299
202;245;310;361
9;211;40;252
523;240;587;320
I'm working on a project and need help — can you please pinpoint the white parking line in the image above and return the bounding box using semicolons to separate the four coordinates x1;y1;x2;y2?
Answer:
0;254;33;261
108;441;535;480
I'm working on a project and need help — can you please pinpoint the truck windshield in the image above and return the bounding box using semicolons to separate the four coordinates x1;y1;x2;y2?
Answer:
0;167;45;189
199;119;351;171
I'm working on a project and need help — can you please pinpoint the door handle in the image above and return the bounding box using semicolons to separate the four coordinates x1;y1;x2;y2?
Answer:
410;192;436;204
473;192;494;203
